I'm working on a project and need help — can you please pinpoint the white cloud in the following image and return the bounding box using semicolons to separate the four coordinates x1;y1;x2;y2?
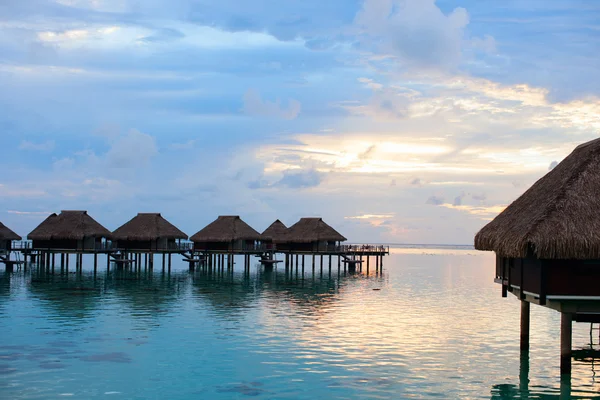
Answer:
106;129;158;169
354;0;472;69
243;89;301;120
19;140;55;152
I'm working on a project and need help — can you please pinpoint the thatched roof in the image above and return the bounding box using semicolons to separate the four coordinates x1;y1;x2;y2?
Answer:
0;222;21;241
475;137;600;259
113;213;187;241
28;210;112;241
190;216;262;242
262;220;288;242
284;218;347;243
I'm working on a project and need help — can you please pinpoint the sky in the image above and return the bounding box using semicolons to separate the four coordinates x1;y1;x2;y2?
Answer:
1;0;599;244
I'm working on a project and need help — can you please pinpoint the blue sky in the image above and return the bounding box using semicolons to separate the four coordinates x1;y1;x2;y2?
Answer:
1;0;599;244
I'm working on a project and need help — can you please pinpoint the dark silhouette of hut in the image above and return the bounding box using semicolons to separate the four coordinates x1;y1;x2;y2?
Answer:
0;222;21;252
28;210;112;251
112;213;187;251
474;137;600;374
261;220;288;251
283;218;347;252
190;216;263;252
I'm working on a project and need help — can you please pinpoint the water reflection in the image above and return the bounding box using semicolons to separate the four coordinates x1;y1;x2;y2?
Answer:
4;251;600;399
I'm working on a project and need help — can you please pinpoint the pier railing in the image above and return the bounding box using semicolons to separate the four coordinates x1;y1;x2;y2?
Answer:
10;241;195;252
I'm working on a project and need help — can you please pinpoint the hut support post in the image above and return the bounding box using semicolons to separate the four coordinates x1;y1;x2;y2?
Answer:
320;255;323;275
107;253;110;271
376;256;379;272
366;256;370;274
520;300;530;352
302;255;305;277
168;254;172;273
312;254;316;273
162;253;166;270
66;253;69;272
149;253;154;270
561;312;573;375
338;256;341;274
93;253;98;273
295;254;299;273
329;255;332;271
51;253;55;272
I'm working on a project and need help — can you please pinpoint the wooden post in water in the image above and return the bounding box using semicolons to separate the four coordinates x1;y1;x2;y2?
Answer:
520;300;530;352
168;253;172;273
51;253;55;273
107;253;110;271
338;256;341;274
312;254;316;274
561;312;573;375
295;254;299;273
93;253;98;274
302;255;305;277
376;256;379;273
329;255;332;271
366;256;370;274
320;255;323;275
66;253;69;272
162;253;166;270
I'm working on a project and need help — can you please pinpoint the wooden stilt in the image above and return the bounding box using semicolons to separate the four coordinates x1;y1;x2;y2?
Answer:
107;253;110;271
162;253;166;270
312;254;316;274
93;253;98;273
302;255;305;277
295;254;299;273
329;255;332;271
561;312;573;375
168;253;172;273
366;256;370;274
520;300;530;352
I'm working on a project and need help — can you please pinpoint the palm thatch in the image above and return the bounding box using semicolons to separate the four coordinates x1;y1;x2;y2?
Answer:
190;216;262;242
284;218;347;243
261;220;288;242
475;137;600;259
28;210;112;241
0;222;21;241
113;213;187;241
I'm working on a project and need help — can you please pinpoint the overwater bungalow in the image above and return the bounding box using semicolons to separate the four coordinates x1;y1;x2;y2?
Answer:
28;210;112;251
261;219;288;251
282;217;347;252
112;213;188;252
191;215;263;252
474;137;600;374
0;222;21;252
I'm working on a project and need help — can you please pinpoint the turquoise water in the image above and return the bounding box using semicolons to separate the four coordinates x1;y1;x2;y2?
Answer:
1;247;600;399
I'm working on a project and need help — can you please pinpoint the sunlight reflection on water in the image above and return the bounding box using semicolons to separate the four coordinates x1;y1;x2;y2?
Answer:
0;248;599;398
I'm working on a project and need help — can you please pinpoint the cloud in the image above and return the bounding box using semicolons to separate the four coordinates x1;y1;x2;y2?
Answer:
354;0;472;69
138;28;185;43
276;168;324;189
453;192;466;206
410;178;423;186
242;89;301;120
548;160;558;170
19;140;55;152
426;195;445;205
471;193;487;202
105;129;158;169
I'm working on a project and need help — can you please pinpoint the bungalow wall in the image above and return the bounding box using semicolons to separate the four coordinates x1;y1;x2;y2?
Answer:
0;239;11;252
33;238;102;251
496;256;600;298
116;238;176;251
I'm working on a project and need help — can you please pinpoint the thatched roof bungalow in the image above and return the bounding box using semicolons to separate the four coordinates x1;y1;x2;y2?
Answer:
0;222;21;251
191;216;262;252
28;210;112;251
112;213;187;251
475;137;600;309
282;218;347;252
261;220;288;250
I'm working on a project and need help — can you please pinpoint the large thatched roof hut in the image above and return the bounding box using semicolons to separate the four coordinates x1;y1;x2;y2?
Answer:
191;216;262;252
474;138;600;374
28;210;112;251
112;213;187;251
283;217;347;252
0;222;21;251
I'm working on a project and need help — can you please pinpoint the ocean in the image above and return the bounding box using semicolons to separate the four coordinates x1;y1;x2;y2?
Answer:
0;246;598;399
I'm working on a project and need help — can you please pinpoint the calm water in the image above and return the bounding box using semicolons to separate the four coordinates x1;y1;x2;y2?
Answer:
1;247;600;399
